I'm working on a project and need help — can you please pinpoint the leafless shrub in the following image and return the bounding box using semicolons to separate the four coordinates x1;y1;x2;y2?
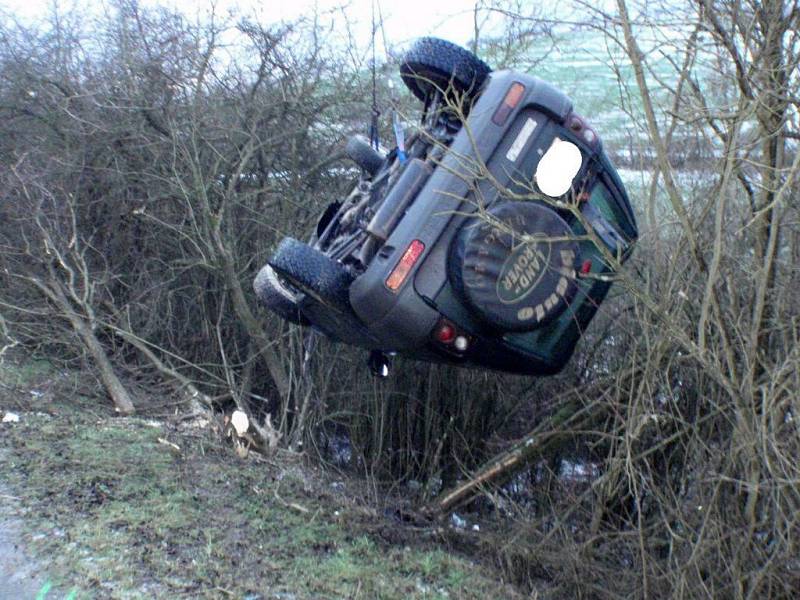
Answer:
2;1;798;595
432;1;800;597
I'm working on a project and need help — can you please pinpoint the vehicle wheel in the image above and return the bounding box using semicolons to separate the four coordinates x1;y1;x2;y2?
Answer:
449;202;580;332
268;237;354;313
400;37;492;102
345;135;384;176
253;264;308;325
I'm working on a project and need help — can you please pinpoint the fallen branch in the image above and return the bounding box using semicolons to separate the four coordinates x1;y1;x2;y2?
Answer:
107;323;213;415
273;481;311;515
157;437;181;452
429;400;601;515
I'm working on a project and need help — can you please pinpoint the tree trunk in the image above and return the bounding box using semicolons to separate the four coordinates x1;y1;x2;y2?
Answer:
73;317;136;415
32;277;135;415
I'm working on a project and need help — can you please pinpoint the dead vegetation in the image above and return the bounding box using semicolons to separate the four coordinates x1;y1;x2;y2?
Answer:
1;0;799;598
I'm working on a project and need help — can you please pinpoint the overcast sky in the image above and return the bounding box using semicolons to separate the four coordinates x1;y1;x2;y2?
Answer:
1;0;507;49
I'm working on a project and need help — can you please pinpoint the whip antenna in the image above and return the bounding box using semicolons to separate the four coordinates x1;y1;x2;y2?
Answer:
368;0;380;150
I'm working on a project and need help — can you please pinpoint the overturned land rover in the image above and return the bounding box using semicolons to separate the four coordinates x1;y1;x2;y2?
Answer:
254;37;638;376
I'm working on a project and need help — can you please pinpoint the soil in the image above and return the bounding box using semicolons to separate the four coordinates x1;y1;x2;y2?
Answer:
1;442;77;600
0;510;48;599
0;354;526;600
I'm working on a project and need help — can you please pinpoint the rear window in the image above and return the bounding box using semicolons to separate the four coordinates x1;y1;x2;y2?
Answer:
588;177;637;242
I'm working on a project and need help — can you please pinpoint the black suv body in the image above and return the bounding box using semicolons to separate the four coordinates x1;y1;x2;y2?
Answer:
255;38;637;376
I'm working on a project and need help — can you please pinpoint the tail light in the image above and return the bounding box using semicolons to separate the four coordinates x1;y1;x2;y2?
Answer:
435;321;456;344
492;82;525;125
385;240;425;292
569;114;598;146
433;318;471;354
453;335;469;352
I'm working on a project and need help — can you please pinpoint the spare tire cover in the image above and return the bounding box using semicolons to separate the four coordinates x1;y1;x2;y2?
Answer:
449;202;579;332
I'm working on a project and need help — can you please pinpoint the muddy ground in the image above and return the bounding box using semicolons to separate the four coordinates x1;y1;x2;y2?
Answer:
0;356;528;599
0;500;54;599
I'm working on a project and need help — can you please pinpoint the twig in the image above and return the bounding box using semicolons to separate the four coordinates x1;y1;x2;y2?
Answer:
157;437;181;452
273;481;310;514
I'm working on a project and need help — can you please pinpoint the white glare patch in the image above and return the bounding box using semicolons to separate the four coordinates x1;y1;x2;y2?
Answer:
535;138;582;197
2;412;20;423
231;410;249;436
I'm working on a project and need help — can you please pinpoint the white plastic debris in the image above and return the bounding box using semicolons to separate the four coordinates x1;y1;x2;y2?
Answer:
472;524;480;532
450;513;467;529
231;410;249;436
535;138;583;197
2;411;20;423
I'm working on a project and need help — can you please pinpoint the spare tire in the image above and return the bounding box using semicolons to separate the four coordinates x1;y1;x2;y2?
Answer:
400;37;491;103
449;202;579;332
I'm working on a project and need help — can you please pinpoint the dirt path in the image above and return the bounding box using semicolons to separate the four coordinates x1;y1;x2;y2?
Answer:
1;445;71;600
0;492;51;600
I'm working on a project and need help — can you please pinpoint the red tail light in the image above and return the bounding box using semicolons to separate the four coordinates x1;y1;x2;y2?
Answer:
385;240;425;291
435;321;456;344
492;82;525;125
433;318;471;354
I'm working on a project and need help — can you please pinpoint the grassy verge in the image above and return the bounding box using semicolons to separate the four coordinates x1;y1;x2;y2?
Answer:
0;363;521;599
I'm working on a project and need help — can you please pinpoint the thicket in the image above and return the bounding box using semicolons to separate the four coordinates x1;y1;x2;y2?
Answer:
1;0;799;597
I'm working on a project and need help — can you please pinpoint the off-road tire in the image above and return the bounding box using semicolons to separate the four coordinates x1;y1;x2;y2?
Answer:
345;135;384;176
253;264;308;325
268;237;354;313
400;37;491;102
